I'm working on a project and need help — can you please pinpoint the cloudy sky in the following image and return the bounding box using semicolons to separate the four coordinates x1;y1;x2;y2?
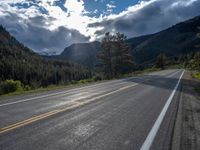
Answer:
0;0;200;54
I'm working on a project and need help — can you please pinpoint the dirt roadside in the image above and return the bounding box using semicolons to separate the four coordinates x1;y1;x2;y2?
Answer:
172;70;200;150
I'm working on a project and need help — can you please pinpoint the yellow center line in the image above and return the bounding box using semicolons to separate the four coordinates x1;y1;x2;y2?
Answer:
0;84;137;134
0;104;80;134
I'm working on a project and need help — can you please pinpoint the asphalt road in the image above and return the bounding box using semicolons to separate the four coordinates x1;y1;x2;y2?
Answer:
0;69;184;150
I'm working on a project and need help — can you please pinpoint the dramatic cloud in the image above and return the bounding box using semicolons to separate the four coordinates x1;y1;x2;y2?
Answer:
0;0;199;54
89;0;200;38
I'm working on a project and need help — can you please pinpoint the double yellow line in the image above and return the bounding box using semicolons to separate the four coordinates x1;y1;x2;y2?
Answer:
0;103;81;134
0;84;137;134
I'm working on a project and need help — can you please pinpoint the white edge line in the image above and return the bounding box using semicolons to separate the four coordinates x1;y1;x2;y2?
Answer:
140;70;185;150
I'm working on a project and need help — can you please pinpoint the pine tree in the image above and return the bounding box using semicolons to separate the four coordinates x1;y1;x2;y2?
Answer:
197;27;200;49
97;32;134;78
113;32;134;75
193;28;200;70
97;32;114;79
156;53;167;69
194;52;200;70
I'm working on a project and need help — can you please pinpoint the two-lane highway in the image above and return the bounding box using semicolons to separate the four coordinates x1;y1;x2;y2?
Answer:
0;69;184;150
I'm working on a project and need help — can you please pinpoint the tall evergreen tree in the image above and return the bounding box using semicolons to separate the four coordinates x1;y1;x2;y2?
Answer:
97;32;134;78
97;32;114;79
193;27;200;70
156;53;167;69
194;51;200;70
113;32;134;75
197;27;200;48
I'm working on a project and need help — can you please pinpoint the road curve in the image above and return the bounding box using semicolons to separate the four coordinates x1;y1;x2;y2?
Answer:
0;69;184;150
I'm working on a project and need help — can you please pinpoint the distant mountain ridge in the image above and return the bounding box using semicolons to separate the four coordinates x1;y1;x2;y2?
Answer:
130;16;200;64
46;15;200;69
57;41;101;69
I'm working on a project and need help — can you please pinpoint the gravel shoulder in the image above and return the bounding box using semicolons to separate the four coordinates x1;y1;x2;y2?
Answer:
172;70;200;150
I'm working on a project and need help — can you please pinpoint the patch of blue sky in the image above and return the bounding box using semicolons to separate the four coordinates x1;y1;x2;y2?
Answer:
9;1;48;15
84;0;140;17
54;0;67;12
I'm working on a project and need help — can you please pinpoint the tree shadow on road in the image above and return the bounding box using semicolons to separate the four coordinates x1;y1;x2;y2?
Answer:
123;73;200;96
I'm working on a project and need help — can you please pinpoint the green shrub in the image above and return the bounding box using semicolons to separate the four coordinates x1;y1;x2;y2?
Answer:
78;77;99;84
71;80;78;84
192;72;200;80
93;75;103;81
24;85;32;91
0;80;23;95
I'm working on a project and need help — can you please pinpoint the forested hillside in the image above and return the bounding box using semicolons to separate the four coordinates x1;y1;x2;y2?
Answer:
0;26;91;89
130;16;200;64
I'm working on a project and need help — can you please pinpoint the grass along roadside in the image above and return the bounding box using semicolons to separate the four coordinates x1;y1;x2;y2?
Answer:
192;71;200;80
190;71;200;94
0;78;104;98
122;67;161;77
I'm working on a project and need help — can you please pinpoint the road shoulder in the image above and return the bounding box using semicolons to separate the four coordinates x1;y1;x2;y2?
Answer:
172;70;200;150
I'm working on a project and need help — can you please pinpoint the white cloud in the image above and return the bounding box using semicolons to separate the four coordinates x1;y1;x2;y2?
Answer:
106;4;116;9
89;0;200;39
64;0;85;15
106;3;116;13
94;9;98;14
0;0;147;40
